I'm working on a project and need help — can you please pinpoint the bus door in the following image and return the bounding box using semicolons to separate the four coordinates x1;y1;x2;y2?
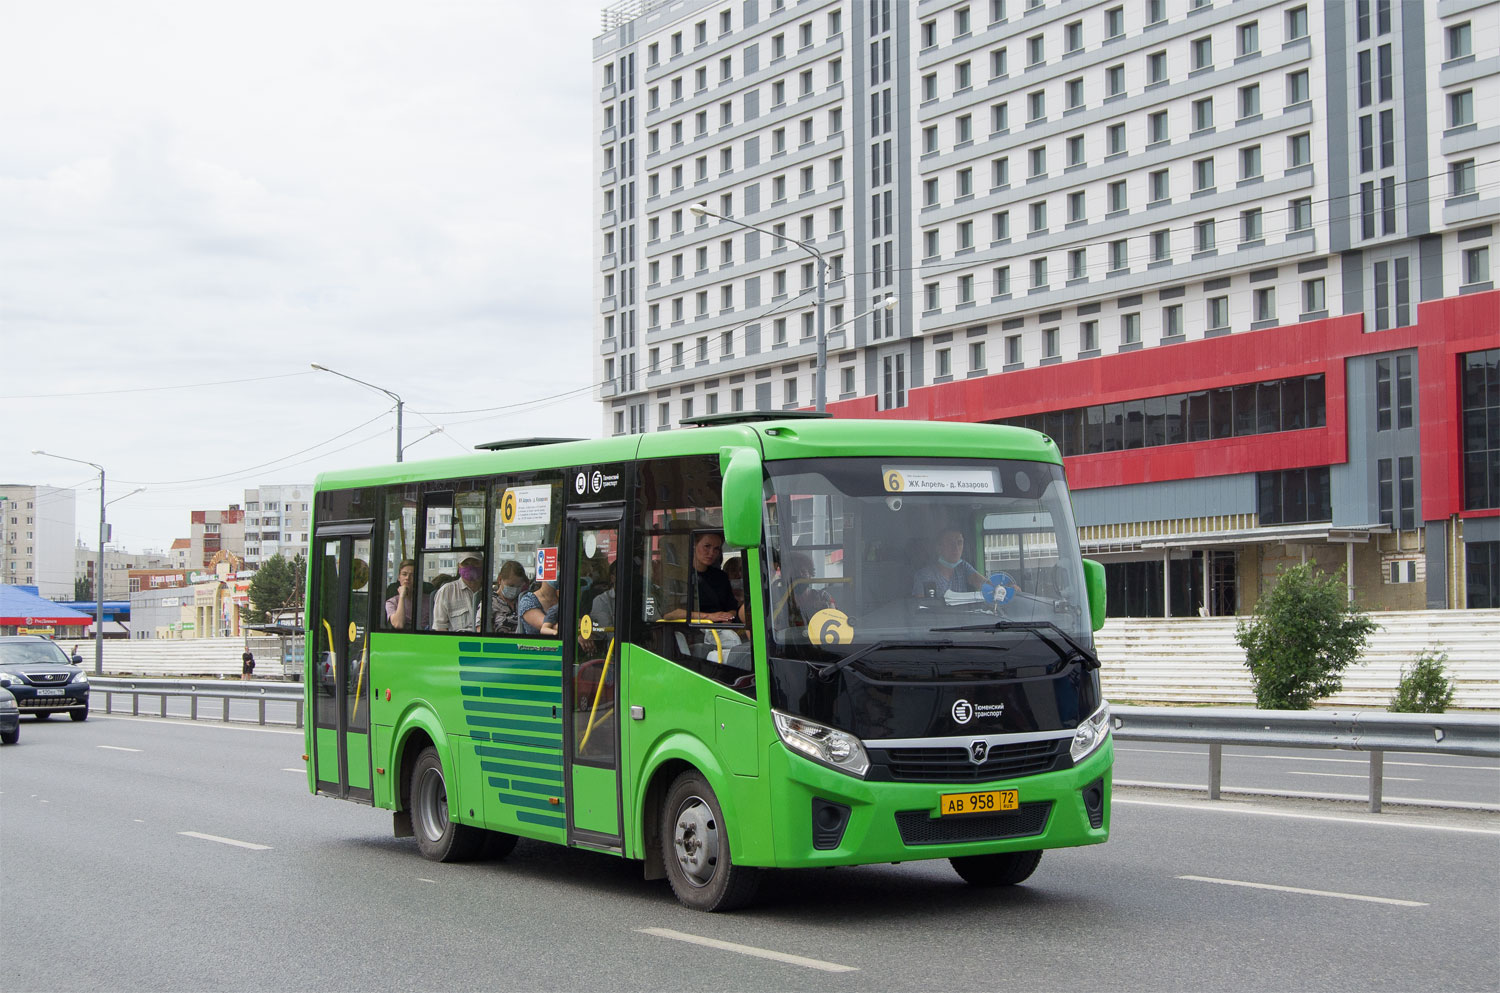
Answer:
312;527;374;803
562;510;625;848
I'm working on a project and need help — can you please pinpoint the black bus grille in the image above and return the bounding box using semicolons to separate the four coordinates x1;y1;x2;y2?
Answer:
895;802;1053;846
872;738;1067;783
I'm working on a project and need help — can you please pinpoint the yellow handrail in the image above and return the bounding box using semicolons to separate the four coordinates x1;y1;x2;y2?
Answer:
352;632;369;721
579;635;615;751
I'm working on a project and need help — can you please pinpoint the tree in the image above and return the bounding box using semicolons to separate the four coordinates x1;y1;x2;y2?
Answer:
1235;563;1377;710
1389;649;1456;713
241;553;306;626
74;576;93;601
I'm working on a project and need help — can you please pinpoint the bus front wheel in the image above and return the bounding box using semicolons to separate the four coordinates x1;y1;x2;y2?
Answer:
950;849;1042;886
661;770;760;912
410;746;484;862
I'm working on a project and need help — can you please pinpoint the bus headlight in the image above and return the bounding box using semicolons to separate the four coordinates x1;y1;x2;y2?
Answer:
1070;701;1111;763
773;710;870;778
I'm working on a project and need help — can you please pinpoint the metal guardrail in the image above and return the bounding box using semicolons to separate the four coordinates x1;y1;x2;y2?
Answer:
1111;705;1500;812
92;677;304;728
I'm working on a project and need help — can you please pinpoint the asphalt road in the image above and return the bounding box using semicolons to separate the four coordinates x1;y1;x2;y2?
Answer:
3;715;1497;992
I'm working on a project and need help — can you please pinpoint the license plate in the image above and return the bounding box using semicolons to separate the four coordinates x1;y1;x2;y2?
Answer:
36;688;64;697
939;789;1019;816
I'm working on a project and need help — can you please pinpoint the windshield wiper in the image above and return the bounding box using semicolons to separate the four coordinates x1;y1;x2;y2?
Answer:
929;619;1100;670
815;640;955;683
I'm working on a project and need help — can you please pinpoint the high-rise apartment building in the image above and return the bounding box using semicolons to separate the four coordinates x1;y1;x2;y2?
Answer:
242;485;312;571
0;484;78;599
592;0;1499;613
188;506;246;571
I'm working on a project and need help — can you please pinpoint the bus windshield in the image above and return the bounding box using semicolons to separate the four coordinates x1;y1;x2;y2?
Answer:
762;456;1091;665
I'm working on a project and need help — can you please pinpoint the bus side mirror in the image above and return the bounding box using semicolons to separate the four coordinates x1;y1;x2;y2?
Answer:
720;446;763;549
1082;559;1106;632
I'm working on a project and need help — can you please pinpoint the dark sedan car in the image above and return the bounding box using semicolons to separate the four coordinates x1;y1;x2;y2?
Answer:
0;636;89;721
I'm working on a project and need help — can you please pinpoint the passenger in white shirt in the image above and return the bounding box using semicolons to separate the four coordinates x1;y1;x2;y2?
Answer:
432;554;484;632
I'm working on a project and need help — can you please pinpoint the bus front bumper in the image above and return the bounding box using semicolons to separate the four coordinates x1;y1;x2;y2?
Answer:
762;736;1112;868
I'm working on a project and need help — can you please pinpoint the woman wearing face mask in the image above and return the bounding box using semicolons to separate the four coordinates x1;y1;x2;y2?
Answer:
491;560;529;634
911;528;985;599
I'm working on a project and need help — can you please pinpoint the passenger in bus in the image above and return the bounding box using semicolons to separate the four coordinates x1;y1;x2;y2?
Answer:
912;528;986;598
432;555;485;632
518;578;560;636
723;555;746;606
664;531;740;623
385;559;418;629
776;551;833;627
490;560;529;635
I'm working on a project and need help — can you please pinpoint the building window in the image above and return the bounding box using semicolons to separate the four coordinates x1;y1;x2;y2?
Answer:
993;265;1011;295
1106;64;1125;97
1207;296;1229;331
1191;36;1212;71
1239;83;1260;119
1253;287;1276;323
1028;90;1045;122
1107;123;1126;156
1120;312;1140;344
936;347;951;377
1240;145;1262;180
1069;248;1087;280
1030;256;1048;288
1286;5;1308;40
978;339;994;370
1289;132;1311;168
1289;197;1312;232
1067;135;1084;167
1043;327;1059;358
1448;22;1472;60
1080;320;1098;352
1462;349;1500;509
1193;156;1215;192
1192;97;1213;133
1258;467;1333;525
1451;159;1476;197
1241;208;1263;243
1302;277;1325;314
1148;50;1167;84
1065;20;1083;53
1151;229;1170;263
1196;219;1216;253
1464;247;1490;286
1163;304;1183;338
1109;239;1129;272
1237;21;1259;56
1450;90;1474;129
1066;77;1084;111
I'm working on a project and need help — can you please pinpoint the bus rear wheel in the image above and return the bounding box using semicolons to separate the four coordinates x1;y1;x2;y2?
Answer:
661;770;760;912
950;849;1043;887
410;746;484;862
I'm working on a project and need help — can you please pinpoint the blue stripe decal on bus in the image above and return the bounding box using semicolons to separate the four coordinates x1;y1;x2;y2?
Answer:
480;760;564;783
453;640;563;836
518;810;567;829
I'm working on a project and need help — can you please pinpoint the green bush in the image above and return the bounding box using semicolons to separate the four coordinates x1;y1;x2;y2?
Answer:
1235;563;1377;710
1389;649;1456;713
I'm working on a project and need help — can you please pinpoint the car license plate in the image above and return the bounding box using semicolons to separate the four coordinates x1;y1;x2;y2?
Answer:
37;688;64;697
939;789;1019;816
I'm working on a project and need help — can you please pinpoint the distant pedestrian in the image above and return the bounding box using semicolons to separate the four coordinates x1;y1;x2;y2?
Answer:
241;649;255;681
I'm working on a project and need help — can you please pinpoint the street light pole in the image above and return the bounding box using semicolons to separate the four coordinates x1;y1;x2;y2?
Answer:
690;204;830;412
32;450;106;675
399;426;444;460
310;363;405;462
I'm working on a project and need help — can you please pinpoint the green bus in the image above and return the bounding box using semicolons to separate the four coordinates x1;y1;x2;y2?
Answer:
304;414;1112;911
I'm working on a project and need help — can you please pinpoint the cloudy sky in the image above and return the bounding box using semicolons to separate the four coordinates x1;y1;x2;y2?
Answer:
1;1;604;554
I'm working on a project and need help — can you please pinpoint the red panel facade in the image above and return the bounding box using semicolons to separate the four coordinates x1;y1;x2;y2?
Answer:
827;290;1499;520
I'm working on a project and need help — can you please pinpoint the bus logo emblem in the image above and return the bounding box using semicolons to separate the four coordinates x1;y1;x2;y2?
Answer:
952;699;974;724
575;472;587;495
591;470;603;493
969;740;988;764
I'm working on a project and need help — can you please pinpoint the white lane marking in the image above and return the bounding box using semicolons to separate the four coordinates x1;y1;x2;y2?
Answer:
178;831;272;851
417;878;437;884
638;927;858;973
97;744;142;752
1178;875;1428;907
1116;779;1499;812
1287;771;1420;781
1115;797;1500;835
1116;746;1498;770
133;819;145;823
91;714;302;736
282;768;305;773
